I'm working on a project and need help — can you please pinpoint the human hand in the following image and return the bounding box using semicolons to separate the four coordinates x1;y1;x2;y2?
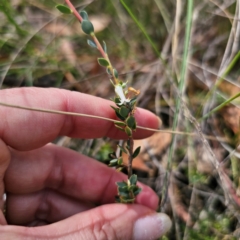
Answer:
0;87;171;239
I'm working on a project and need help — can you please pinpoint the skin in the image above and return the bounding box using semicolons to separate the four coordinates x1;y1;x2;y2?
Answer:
0;87;161;239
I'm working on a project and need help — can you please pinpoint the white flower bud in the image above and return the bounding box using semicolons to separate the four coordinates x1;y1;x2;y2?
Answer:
115;84;130;105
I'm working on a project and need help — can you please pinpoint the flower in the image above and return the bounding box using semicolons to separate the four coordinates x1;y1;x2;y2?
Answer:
115;84;130;105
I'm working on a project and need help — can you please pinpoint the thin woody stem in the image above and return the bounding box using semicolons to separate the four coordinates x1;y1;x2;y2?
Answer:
65;0;119;85
91;34;107;59
65;0;107;59
65;0;83;22
127;137;134;179
90;36;118;84
65;0;135;193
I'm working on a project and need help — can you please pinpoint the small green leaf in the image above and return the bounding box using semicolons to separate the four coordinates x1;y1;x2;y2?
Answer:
119;106;130;118
114;121;126;127
118;185;129;193
118;157;123;165
87;39;97;48
110;158;118;163
116;181;128;187
129;97;137;107
114;124;125;131
129;185;139;192
126;139;131;150
118;191;129;197
81;20;94;34
116;167;123;172
109;159;118;167
117;144;128;154
115;110;125;121
129;174;138;185
111;106;122;119
110;105;118;111
126;116;136;129
132;146;141;158
56;4;72;14
130;96;137;103
113;69;118;79
98;58;110;67
116;113;125;121
133;187;142;196
80;10;88;20
103;41;107;53
125;126;132;137
106;67;111;75
121;82;127;89
114;97;121;105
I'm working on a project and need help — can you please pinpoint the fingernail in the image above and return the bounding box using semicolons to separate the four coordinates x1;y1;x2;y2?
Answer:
133;213;171;240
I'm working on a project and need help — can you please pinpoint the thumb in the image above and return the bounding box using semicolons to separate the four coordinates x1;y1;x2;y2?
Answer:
0;139;10;225
0;204;171;240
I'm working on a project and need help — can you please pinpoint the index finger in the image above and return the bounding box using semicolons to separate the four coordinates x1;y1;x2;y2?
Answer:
0;87;160;150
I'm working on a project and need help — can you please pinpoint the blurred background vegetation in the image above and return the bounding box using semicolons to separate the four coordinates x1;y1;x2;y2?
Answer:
1;0;240;239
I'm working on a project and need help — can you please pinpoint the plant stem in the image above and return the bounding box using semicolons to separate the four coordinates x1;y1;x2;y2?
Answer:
65;0;119;86
127;137;134;178
65;0;83;22
65;0;107;60
65;0;135;186
91;34;107;59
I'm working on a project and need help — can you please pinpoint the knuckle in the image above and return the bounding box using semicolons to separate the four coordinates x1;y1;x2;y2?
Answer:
92;220;118;240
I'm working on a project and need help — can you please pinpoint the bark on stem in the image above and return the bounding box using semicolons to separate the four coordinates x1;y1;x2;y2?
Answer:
65;0;83;22
91;35;107;59
128;137;134;179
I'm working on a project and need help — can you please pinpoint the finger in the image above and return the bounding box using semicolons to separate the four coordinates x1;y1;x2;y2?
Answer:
5;144;159;210
6;190;95;225
0;139;10;225
0;87;160;150
0;204;171;240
